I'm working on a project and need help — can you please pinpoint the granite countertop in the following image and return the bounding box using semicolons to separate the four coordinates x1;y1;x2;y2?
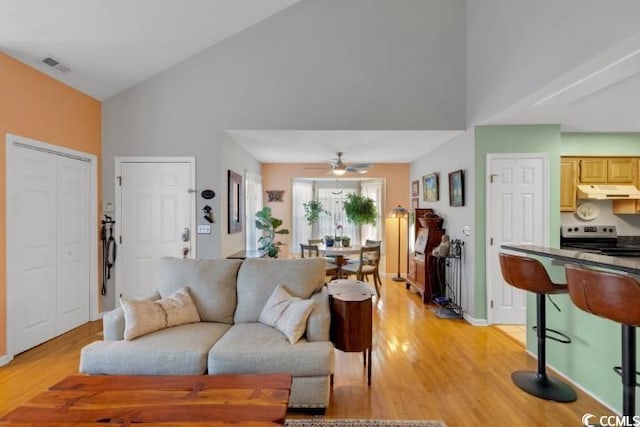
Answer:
501;244;640;275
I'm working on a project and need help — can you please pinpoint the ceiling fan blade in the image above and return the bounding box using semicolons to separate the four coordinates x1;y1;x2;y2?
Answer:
349;163;373;169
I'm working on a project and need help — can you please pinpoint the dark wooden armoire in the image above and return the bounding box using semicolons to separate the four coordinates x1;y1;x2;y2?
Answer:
406;209;445;304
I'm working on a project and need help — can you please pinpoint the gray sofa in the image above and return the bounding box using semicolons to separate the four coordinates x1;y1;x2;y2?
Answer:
80;257;335;409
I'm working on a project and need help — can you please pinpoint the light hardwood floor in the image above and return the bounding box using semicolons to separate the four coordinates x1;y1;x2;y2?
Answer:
0;277;612;426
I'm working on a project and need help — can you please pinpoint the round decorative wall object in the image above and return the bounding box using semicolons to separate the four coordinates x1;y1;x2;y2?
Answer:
576;202;599;221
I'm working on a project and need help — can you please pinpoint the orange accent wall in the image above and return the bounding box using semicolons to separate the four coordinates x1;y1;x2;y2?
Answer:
261;163;410;274
0;53;101;357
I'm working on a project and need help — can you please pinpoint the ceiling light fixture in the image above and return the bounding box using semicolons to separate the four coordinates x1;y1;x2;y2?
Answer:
333;168;346;176
533;47;640;107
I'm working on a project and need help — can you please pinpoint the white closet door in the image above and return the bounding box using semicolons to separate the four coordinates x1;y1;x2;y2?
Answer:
56;156;90;335
11;147;58;354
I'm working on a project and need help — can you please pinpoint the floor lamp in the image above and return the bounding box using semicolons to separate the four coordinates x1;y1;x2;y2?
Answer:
389;205;408;282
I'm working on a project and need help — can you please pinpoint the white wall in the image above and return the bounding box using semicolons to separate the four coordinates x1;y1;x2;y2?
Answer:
102;0;467;308
409;130;475;316
467;0;640;125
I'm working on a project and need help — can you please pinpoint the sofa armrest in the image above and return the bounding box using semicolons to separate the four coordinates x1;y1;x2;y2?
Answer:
306;287;331;342
103;291;160;341
103;307;125;341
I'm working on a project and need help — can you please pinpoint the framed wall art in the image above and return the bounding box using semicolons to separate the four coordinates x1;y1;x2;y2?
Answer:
448;169;465;207
228;169;243;233
411;180;419;197
411;197;419;209
422;173;439;202
266;190;284;202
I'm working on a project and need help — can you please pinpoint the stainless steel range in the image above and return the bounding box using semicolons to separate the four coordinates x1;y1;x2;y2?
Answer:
560;225;640;257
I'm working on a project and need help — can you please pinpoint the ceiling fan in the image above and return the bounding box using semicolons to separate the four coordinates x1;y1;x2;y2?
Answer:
307;152;373;175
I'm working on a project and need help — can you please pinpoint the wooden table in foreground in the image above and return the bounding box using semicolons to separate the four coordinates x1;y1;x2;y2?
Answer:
0;374;291;426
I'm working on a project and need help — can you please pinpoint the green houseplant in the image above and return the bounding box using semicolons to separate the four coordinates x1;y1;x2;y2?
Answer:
303;200;327;226
255;206;289;258
343;193;377;226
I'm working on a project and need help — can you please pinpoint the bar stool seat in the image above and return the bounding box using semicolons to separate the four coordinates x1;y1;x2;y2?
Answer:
565;264;640;418
499;253;577;402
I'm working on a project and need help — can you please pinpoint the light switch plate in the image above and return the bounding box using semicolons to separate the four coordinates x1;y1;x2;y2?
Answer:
463;226;471;236
197;224;211;234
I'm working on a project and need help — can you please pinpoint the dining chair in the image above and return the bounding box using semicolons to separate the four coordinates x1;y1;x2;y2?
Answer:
365;239;381;247
342;245;382;297
300;244;338;277
308;239;324;245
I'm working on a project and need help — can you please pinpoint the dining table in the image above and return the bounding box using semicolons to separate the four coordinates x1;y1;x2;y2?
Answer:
319;245;362;278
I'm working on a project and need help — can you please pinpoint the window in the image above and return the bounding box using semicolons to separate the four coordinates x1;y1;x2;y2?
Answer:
291;178;385;254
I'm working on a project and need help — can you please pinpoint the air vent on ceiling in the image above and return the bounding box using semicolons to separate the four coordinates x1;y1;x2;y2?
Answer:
41;56;70;74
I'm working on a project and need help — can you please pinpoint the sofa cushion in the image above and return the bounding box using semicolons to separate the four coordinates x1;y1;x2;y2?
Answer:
305;286;331;342
208;323;334;377
157;257;242;324
121;288;201;340
234;258;326;323
259;285;314;344
80;322;230;375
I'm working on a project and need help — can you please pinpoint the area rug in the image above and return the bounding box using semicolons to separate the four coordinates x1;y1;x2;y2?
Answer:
285;419;446;427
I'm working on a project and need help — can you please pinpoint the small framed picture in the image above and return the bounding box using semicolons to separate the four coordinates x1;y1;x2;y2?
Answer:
422;173;439;202
411;180;419;197
448;169;465;207
411;197;419;209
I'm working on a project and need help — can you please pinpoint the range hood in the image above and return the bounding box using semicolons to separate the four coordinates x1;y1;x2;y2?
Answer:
577;184;640;200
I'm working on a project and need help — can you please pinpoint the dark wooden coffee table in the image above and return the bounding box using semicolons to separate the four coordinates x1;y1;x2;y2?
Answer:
0;374;291;426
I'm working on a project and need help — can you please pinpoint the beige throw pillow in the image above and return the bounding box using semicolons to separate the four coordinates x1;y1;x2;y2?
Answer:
121;287;201;340
259;285;314;344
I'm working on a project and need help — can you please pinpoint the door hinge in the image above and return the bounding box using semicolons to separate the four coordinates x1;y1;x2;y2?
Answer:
490;237;494;245
119;235;122;244
117;176;122;186
490;174;498;183
490;300;494;309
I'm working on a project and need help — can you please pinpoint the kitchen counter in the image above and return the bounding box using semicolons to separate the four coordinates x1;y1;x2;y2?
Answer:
501;244;640;275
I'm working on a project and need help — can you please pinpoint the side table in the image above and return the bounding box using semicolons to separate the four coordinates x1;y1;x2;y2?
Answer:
327;279;376;386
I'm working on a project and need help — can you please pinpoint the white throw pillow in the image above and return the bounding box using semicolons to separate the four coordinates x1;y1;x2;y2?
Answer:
259;285;314;344
121;287;201;340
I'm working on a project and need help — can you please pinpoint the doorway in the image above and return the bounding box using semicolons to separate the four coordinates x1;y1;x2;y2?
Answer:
6;134;98;358
486;153;549;326
114;157;196;301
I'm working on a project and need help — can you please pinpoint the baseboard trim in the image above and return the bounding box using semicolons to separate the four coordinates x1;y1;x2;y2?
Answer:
524;349;619;415
463;313;488;326
0;354;13;367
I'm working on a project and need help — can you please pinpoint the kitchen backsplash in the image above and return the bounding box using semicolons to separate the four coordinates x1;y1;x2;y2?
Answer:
561;199;640;236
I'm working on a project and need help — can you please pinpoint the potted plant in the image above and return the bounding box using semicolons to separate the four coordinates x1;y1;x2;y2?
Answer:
341;236;351;247
324;235;335;247
255;207;290;258
343;193;377;226
303;200;328;226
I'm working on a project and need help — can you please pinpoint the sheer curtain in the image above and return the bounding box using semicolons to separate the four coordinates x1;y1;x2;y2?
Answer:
291;179;313;254
361;179;385;251
245;171;263;250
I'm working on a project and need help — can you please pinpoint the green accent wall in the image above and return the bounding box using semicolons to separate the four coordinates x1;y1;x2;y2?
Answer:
563;133;640;155
473;125;562;318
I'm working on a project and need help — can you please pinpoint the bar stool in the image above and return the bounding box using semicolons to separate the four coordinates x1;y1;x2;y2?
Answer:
499;253;577;402
565;264;640;418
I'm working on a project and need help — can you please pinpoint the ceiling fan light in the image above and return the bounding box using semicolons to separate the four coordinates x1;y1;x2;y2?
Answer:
333;169;346;176
358;169;368;174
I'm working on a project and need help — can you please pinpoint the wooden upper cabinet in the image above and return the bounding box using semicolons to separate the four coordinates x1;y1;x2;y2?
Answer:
579;158;608;183
608;158;636;183
560;158;578;212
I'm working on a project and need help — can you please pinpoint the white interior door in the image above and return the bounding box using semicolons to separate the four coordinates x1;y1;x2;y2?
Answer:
11;147;58;354
487;154;548;324
117;159;195;300
56;156;91;334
